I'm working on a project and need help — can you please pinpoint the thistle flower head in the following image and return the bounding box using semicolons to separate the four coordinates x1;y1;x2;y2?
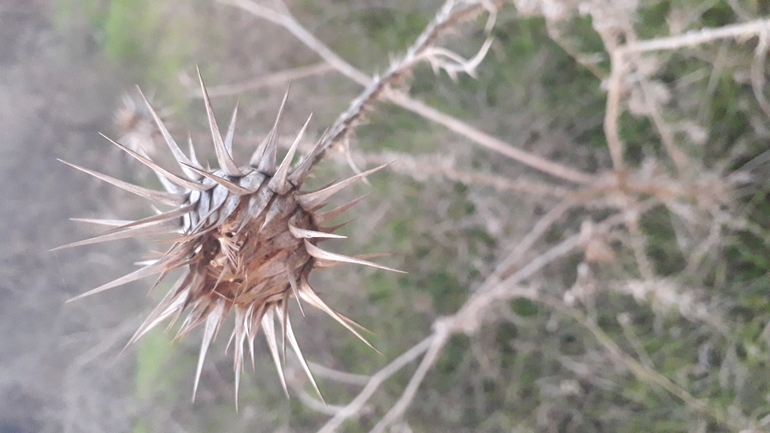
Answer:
57;70;399;403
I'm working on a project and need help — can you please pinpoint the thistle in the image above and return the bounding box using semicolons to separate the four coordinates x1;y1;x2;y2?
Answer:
56;70;400;403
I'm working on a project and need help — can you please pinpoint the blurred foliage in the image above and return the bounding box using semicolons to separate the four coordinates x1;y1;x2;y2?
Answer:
51;0;770;432
54;0;221;109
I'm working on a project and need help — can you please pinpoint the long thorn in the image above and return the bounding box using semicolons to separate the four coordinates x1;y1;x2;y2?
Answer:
197;67;243;176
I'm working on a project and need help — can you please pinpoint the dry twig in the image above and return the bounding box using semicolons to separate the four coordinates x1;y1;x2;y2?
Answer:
187;62;334;98
194;1;767;430
222;0;596;185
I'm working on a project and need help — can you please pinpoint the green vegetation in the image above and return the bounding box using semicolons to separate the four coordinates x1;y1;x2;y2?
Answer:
133;329;176;433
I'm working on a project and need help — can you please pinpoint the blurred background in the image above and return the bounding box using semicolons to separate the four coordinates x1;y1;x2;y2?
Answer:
2;0;770;432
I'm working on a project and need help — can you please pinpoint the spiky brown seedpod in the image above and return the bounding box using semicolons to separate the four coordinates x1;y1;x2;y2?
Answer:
57;70;400;403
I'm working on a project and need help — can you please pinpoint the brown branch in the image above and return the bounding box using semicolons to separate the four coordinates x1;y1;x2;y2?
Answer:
604;50;627;173
385;92;596;184
618;19;770;54
222;0;597;185
211;2;762;431
355;150;573;198
369;332;449;433
223;0;484;168
316;336;435;433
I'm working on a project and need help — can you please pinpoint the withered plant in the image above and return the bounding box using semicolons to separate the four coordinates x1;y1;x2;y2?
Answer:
57;69;407;404
56;0;770;432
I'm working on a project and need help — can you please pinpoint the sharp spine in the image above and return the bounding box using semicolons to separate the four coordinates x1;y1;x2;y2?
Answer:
193;299;225;402
100;133;211;192
58;159;185;206
262;309;289;397
197;67;243;177
297;277;379;353
136;86;201;181
52;218;181;251
252;87;290;174
181;163;253;195
297;164;389;210
287;128;326;185
304;240;404;274
288;223;347;239
313;194;369;226
269;113;312;194
224;100;239;155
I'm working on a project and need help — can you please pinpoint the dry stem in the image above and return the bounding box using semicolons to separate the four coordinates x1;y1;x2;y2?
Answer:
188;62;333;98
205;1;768;430
619;19;770;54
223;0;596;185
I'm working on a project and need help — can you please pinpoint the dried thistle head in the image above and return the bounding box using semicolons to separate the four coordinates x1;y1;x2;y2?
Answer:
57;70;400;403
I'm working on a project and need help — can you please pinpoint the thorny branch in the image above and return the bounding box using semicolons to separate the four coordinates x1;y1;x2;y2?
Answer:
618;18;770;54
206;1;770;431
223;0;597;185
317;337;434;433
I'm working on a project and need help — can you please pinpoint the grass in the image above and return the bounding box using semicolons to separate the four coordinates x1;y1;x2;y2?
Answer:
132;328;176;433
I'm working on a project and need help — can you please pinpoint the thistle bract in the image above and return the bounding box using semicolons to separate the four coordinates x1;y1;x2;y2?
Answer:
57;70;398;403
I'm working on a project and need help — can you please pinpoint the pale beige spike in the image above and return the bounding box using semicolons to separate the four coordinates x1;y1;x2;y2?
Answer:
250;131;272;170
252;87;290;174
104;204;194;234
318;219;354;234
332;309;375;334
187;134;203;169
313;194;369;226
177;301;212;340
126;287;188;348
288;222;347;240
65;261;167;303
70;217;134;227
197;67;242;177
268;113;312;194
297;278;378;353
165;277;206;336
58;159;184;206
304;240;404;274
285;266;305;316
232;306;248;409
296;164;389;210
288;128;327;185
224;314;238;359
314;252;394;269
128;290;186;345
51;218;181;252
100;133;211;192
180;163;253;195
224;100;239;154
279;297;289;363
246;303;265;370
136;86;200;180
262;308;289;397
193;299;226;402
277;308;325;403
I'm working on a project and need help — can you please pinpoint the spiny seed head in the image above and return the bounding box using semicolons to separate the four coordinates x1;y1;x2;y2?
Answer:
57;70;400;404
